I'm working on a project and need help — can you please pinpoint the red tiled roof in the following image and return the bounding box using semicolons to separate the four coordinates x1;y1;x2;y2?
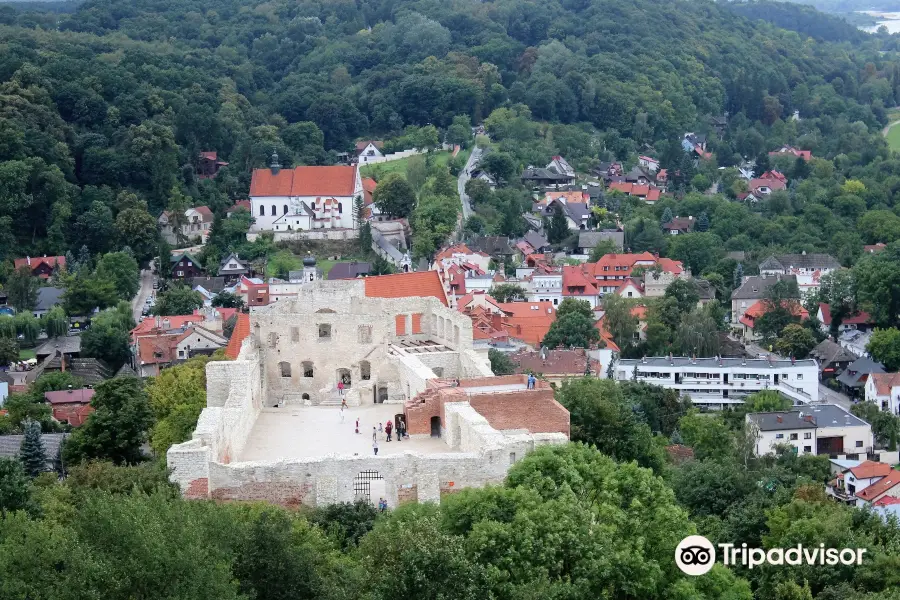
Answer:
769;147;812;161
562;265;598;296
496;301;556;346
870;372;900;396
200;151;217;161
364;271;448;306
874;496;900;506
509;348;599;375
225;313;250;359
137;335;178;365
434;244;489;261
52;404;93;427
818;303;872;326
226;200;251;213
740;300;807;329
131;315;204;341
362;177;377;206
13;256;65;272
857;468;900;501
249;166;357;197
44;388;95;405
864;243;887;253
849;461;894;480
591;252;684;278
749;177;787;193
544;191;587;205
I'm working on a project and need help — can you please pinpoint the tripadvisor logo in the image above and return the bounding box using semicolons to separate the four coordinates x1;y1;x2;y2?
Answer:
675;535;867;576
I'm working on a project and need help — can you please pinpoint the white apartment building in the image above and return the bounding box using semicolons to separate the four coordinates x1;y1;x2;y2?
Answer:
865;372;900;415
527;271;563;306
615;356;819;408
746;404;873;456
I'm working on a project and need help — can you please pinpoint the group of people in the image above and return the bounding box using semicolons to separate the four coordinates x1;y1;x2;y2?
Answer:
354;417;407;455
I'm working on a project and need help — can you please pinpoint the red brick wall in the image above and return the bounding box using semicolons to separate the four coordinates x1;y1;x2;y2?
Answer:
459;374;528;388
209;481;313;508
412;313;423;334
185;478;209;499
469;390;569;437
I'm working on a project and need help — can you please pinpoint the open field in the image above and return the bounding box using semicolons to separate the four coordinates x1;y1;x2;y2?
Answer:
360;148;465;180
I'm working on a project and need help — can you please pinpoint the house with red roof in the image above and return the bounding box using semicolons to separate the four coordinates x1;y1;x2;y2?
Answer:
739;299;808;341
864;243;887;254
134;325;227;377
13;255;65;279
355;141;384;163
589;252;685;295
249;160;362;233
198;151;228;180
745;171;788;202
607;181;663;204
817;303;874;335
44;387;95;427
561;265;599;307
769;145;812;162
829;460;900;507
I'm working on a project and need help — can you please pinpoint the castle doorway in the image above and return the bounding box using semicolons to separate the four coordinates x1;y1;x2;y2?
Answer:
353;470;385;504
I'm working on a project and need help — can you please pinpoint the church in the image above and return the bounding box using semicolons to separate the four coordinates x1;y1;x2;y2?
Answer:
249;153;362;233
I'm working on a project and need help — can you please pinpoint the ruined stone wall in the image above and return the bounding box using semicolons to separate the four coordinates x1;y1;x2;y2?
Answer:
252;280;475;406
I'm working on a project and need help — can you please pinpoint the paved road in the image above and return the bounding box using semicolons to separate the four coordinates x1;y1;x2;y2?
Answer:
457;146;482;221
131;269;154;324
740;337;853;409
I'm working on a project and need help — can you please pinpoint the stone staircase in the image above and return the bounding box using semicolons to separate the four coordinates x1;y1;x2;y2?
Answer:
319;390;344;406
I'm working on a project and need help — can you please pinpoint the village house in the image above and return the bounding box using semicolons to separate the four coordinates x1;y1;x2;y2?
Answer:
561;265;600;307
134;325;227;377
546;156;576;178
769;145;812;161
197;151;228;180
327;262;371;280
541;190;588;206
638;155;660;173
663;216;694;235
758;252;841;298
742;170;787;202
510;347;600;384
249;156;362;234
746;404;872;457
217;253;250;284
535;198;592;230
521;167;575;187
682;133;712;159
577;230;625;254
828;461;900;507
355;141;384;164
469;169;497;189
607;182;663;204
44;387;95;427
864;243;887;254
14;255;65;279
865;372;900;415
33;287;64;318
817;303;874;334
170;252;204;280
837;356;886;398
809;339;858;381
738;299;808;341
158;206;214;245
456;293;557;349
730;274;798;326
590;252;686;296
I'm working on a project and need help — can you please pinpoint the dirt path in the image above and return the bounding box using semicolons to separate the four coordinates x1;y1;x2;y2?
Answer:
882;120;900;136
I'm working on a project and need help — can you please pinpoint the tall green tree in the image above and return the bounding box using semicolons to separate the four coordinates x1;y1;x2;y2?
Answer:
151;286;204;316
18;419;46;478
601;293;638;352
63;377;154;466
0;457;31;518
547;202;570;244
866;328;900;371
95;251;140;300
373;172;417;218
6;266;39;313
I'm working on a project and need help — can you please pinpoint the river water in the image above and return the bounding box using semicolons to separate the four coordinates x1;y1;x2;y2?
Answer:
860;10;900;33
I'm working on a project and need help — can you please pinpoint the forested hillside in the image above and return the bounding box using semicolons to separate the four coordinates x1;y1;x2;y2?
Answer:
2;0;900;260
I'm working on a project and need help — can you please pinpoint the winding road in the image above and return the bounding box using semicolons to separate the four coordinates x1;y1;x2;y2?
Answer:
457;146;482;222
131;269;154;324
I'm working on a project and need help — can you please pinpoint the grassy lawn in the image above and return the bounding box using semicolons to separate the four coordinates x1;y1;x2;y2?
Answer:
887;122;900;152
360;149;456;180
19;348;36;360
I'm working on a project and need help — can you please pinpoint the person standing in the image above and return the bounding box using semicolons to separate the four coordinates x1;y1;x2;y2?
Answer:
373;438;379;455
372;426;377;441
337;380;344;397
378;422;383;435
385;420;393;442
355;418;359;434
340;405;345;423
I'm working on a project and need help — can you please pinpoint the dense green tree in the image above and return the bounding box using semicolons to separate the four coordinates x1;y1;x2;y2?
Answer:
80;317;131;371
19;419;46;478
211;291;244;309
5;266;39;313
0;457;31;518
854;243;900;329
775;323;817;359
306;500;378;551
488;283;526;302
547;203;569;244
817;270;857;338
0;337;18;367
151;286;204;316
476;151;516;185
866;328;900;371
95;251;140;300
678;412;734;460
463;178;492;205
64;377;154;466
43;306;68;338
63;274;118;315
601;293;638;352
587;238;620;262
373;173;417;218
668;232;724;276
488;348;516;375
745;390;792;412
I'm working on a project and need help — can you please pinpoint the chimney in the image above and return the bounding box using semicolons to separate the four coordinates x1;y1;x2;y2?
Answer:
805;415;813;422
776;415;783;423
